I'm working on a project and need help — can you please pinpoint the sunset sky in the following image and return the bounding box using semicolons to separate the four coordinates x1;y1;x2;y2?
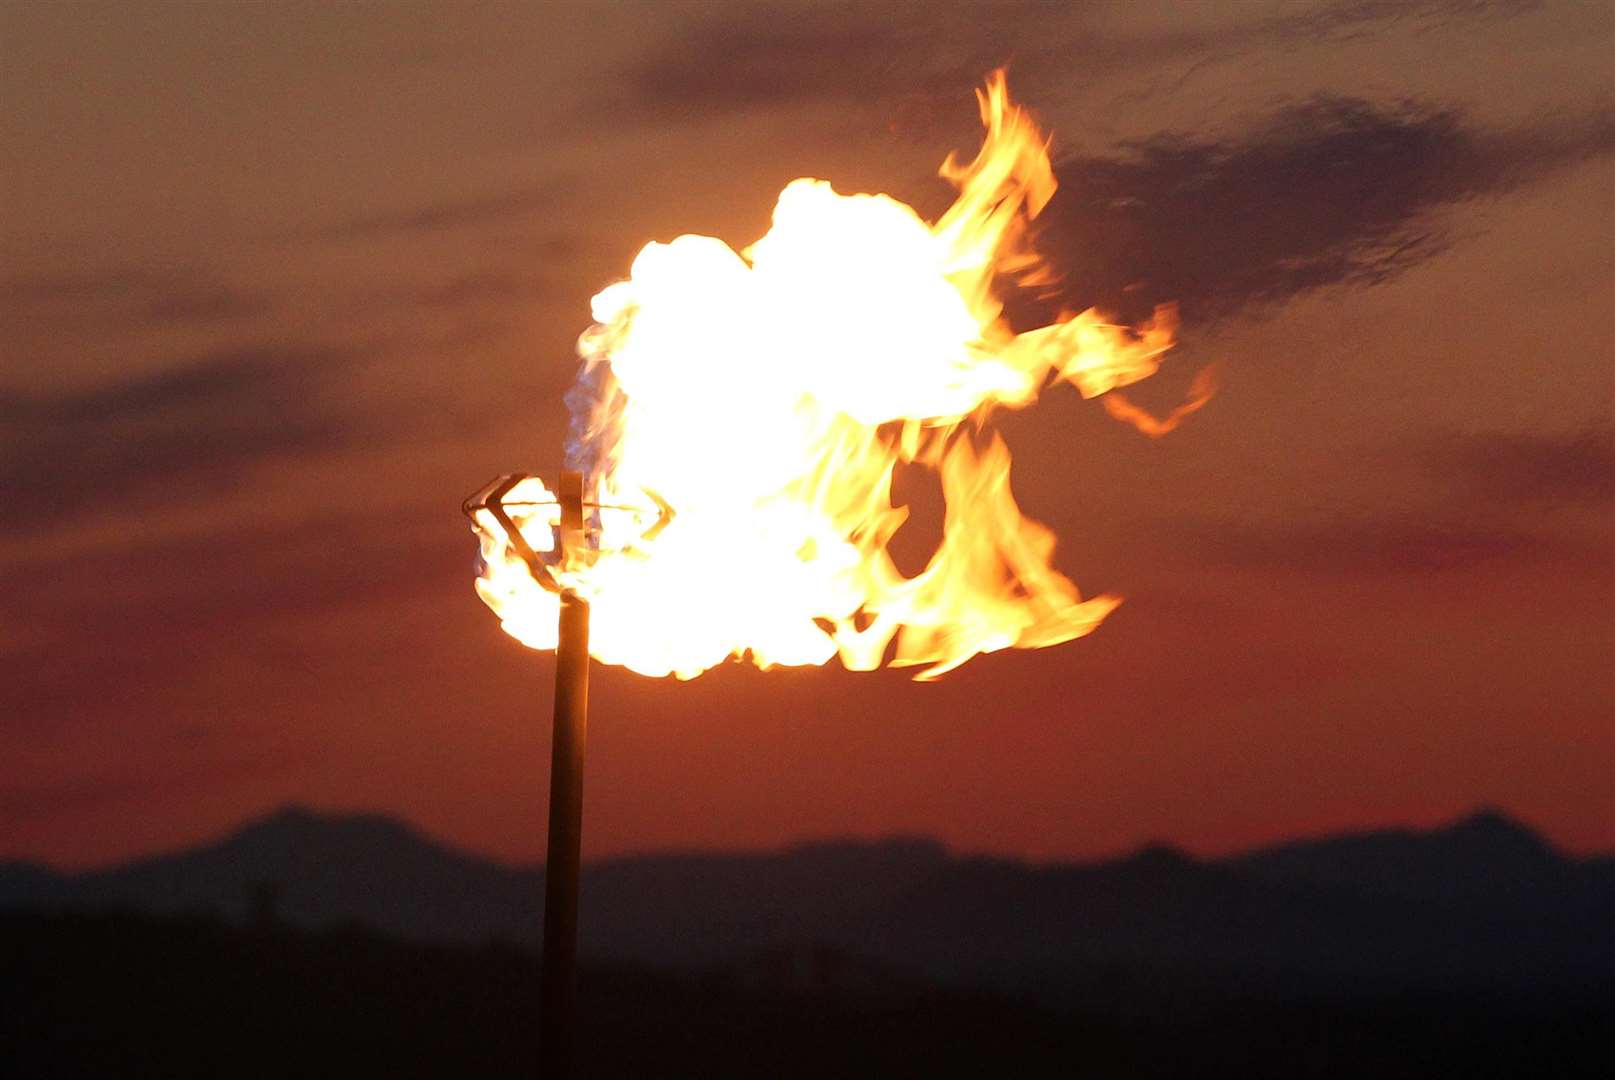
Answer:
3;0;1611;869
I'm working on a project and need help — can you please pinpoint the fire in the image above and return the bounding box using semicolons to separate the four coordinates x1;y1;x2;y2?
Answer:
472;72;1200;680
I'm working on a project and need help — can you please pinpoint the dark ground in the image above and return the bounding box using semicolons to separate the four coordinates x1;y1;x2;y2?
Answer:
3;909;1608;1079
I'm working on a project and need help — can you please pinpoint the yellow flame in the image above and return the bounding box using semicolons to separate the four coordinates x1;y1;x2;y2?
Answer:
472;71;1202;679
1101;362;1220;438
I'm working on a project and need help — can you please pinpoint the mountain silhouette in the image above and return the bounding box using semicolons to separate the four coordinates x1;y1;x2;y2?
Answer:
4;806;1610;999
1234;807;1574;901
0;806;543;943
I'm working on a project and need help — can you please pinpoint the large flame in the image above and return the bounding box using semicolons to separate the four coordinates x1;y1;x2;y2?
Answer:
472;72;1196;680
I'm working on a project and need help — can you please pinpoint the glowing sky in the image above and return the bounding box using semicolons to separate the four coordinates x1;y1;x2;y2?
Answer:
3;0;1611;867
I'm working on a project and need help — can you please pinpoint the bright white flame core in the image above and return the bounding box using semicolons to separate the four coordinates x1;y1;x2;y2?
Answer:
472;72;1186;680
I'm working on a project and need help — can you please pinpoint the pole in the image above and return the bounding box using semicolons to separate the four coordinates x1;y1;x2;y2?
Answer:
541;469;589;1078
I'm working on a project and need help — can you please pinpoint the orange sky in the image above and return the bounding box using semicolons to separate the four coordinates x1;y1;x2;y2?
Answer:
2;0;1611;868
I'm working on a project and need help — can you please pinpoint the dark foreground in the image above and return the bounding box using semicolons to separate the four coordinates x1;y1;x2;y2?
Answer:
3;910;1608;1079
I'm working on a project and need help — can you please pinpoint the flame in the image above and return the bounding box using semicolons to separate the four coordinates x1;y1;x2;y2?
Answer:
472;71;1202;680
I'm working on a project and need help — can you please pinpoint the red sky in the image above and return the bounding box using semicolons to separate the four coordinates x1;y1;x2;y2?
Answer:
3;0;1611;869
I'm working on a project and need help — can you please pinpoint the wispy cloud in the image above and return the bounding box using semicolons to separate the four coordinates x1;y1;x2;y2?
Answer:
0;346;365;531
385;266;561;311
606;14;932;120
1177;516;1545;577
1261;0;1543;44
0;506;463;634
0;506;470;722
1422;427;1615;505
0;268;275;329
0;269;144;306
309;185;563;243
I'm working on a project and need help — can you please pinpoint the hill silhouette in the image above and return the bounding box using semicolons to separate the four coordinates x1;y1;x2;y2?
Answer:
4;805;1610;1002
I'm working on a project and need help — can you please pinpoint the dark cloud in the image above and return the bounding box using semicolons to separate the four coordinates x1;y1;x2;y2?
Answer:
0;506;472;723
1423;427;1615;505
1030;100;1615;324
0;268;274;329
1105;0;1543;110
401;268;556;310
0;269;144;306
1181;515;1544;577
594;0;1541;123
0;346;362;530
610;14;931;120
1162;428;1613;580
311;185;562;242
141;284;273;324
1262;0;1543;43
1;507;465;638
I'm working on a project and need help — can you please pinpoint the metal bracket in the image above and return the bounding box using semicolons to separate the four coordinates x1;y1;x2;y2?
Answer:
462;472;676;595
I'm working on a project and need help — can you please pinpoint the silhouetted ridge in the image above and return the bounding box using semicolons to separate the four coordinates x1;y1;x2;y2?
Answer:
1439;807;1556;856
1123;843;1196;872
222;804;484;872
1233;808;1566;904
781;836;949;862
3;806;1609;996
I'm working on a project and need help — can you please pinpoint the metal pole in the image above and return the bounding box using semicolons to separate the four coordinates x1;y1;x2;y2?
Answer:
541;469;589;1078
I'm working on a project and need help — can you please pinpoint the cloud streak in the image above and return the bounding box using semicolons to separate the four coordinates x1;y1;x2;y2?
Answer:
1423;427;1615;506
0;268;275;329
310;185;563;243
1178;516;1546;577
